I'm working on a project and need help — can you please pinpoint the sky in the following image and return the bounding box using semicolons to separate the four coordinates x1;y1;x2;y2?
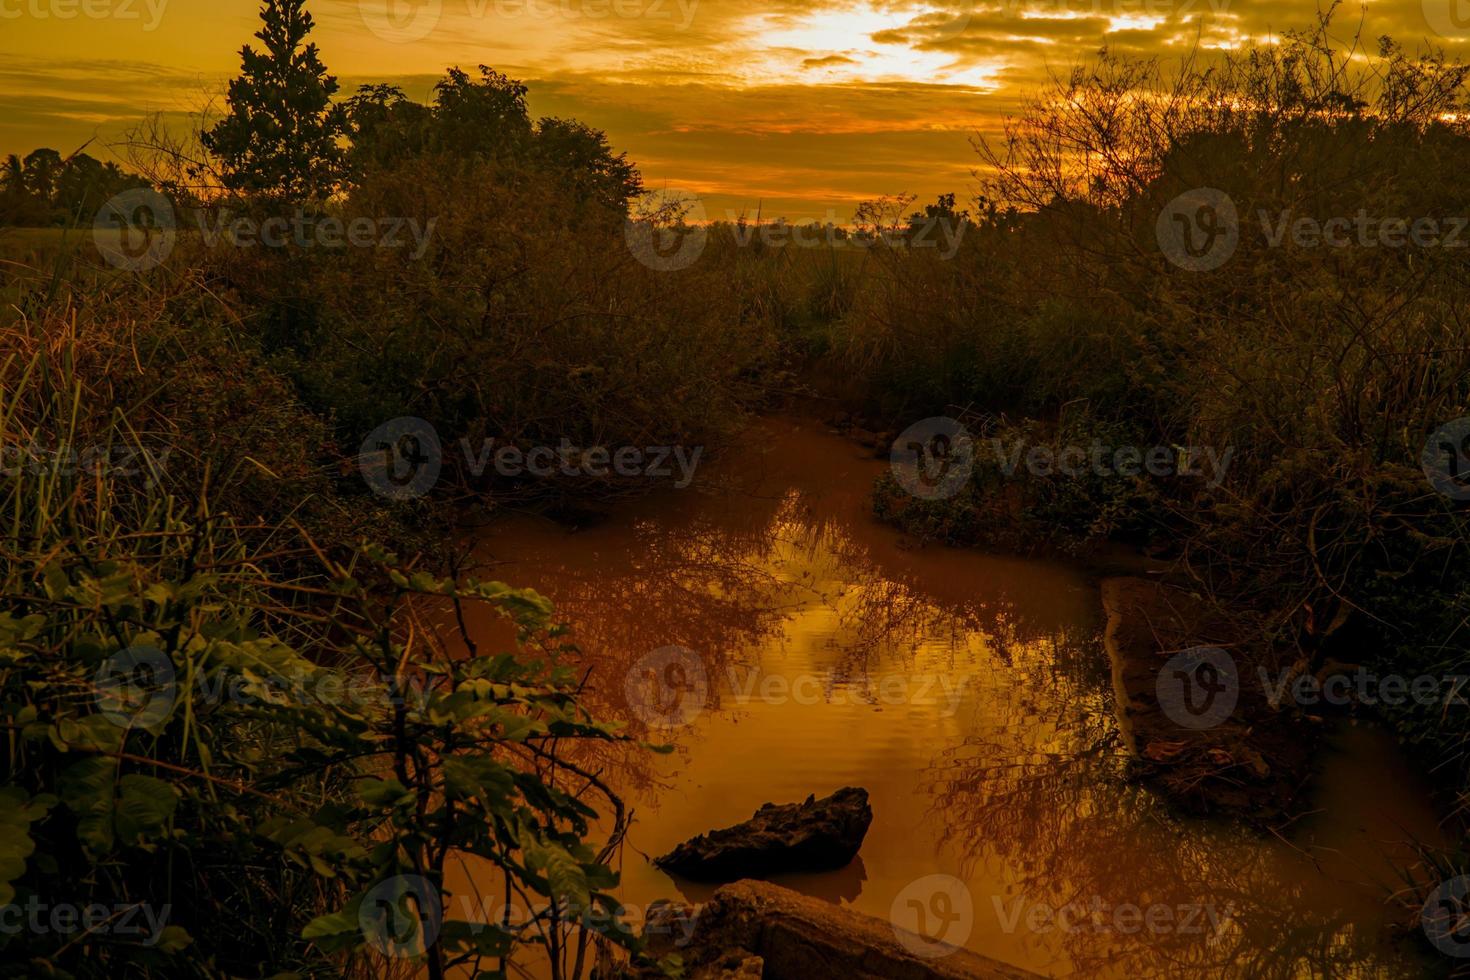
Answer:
2;0;1467;220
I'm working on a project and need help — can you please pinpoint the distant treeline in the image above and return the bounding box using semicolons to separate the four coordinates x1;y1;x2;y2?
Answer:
0;149;148;227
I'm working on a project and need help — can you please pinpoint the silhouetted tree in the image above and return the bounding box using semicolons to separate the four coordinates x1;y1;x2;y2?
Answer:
429;66;533;161
340;69;644;214
533;117;642;213
342;84;431;174
201;0;345;203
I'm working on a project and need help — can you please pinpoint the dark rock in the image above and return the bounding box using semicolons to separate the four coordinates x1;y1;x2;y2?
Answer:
654;787;872;882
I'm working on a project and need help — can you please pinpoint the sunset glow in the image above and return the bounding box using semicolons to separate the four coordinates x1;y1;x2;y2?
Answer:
0;0;1459;218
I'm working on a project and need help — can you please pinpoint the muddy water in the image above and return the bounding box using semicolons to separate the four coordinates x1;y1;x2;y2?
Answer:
458;417;1443;978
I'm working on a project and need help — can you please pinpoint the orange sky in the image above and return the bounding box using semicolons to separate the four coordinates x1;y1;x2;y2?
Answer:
3;0;1466;219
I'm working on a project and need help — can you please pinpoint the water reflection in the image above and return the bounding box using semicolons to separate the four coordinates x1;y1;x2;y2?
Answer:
462;418;1441;978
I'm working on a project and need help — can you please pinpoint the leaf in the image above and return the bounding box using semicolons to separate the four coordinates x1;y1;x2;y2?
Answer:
0;787;56;905
357;778;414;808
440;919;513;958
58;756;119;859
115;775;178;847
152;924;193;952
302;903;361;946
442;757;513;805
521;837;591;908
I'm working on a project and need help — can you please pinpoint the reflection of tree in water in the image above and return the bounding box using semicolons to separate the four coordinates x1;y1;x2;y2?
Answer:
472;496;836;797
922;631;1426;978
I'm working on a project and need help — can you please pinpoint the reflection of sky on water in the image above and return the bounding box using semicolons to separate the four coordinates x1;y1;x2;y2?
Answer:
458;419;1441;978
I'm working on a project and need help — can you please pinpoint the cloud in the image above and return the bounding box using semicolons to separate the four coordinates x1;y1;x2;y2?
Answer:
4;0;1465;219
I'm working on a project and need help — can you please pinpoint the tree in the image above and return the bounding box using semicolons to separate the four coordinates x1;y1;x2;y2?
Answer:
429;66;533;162
201;0;345;203
21;148;63;204
343;84;432;175
533;117;643;214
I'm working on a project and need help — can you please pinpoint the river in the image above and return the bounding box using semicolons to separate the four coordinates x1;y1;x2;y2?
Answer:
449;416;1444;978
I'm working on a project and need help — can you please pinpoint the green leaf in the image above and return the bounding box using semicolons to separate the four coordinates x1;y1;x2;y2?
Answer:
115;775;178;847
357;778;414;808
152;924;193;952
58;756;119;859
0;787;56;905
521;837;591;908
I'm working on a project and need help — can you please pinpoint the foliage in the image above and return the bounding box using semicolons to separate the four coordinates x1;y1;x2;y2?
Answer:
831;18;1470;814
200;0;346;204
343;70;643;214
0;305;669;978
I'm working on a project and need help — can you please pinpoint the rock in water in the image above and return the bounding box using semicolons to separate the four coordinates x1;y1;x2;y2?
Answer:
654;787;872;882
